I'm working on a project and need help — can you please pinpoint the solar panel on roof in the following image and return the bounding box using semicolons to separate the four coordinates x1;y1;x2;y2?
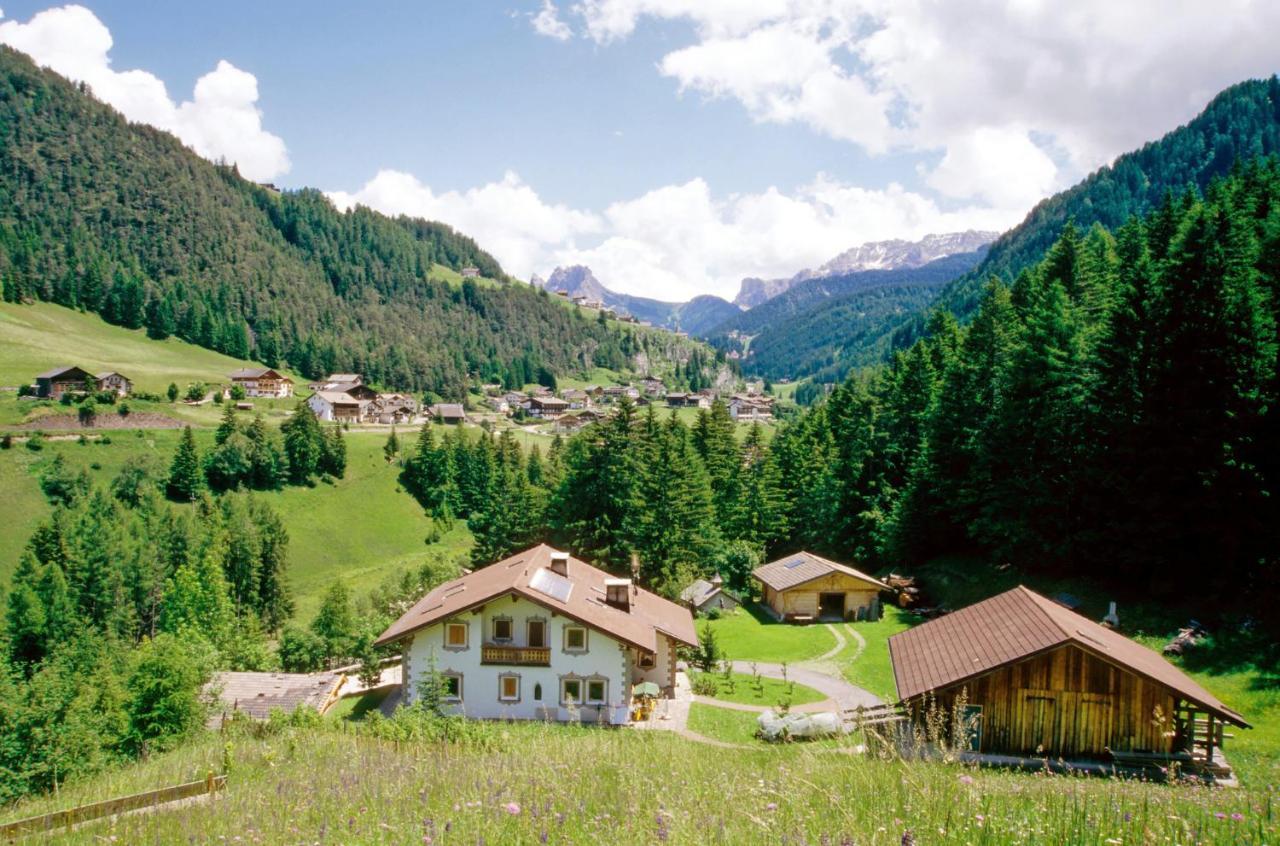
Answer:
784;558;805;569
529;568;573;603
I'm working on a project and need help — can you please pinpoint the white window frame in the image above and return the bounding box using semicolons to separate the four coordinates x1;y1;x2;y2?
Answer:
561;677;583;705
442;672;463;702
443;622;469;649
585;678;608;706
563;625;588;653
498;673;520;703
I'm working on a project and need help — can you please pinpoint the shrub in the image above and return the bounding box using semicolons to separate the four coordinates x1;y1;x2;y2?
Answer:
184;382;207;402
0;433;11;449
167;382;179;402
25;433;44;451
78;399;97;426
690;674;719;696
117;401;130;417
229;384;247;401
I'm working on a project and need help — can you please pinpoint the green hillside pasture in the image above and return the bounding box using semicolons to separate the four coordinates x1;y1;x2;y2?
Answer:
4;722;1269;844
0;302;297;394
0;428;465;621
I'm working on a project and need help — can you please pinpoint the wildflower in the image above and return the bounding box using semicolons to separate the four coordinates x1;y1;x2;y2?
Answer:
1231;813;1244;821
766;802;778;812
506;802;522;816
423;838;433;845
975;814;985;823
1215;813;1227;820
958;774;974;785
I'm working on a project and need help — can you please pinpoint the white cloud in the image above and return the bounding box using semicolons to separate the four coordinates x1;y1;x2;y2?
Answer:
563;0;1280;188
530;0;572;41
327;170;602;282
922;125;1058;209
0;5;288;180
333;168;1022;301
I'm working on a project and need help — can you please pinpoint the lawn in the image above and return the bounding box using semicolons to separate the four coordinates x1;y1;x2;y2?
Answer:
833;608;915;702
702;604;837;663
6;719;1272;844
686;702;761;744
690;672;826;707
327;687;393;721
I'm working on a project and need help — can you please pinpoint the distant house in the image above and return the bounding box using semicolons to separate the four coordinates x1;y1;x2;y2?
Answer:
95;371;132;397
679;575;740;615
888;586;1250;769
560;389;588;409
666;392;710;409
460;267;481;278
33;365;95;399
230;368;293;398
754;551;888;623
527;396;570;419
641;378;665;396
371;393;419;424
554;412;601;434
327;373;363;386
729;395;773;421
430;403;467;424
374;545;697;724
208;671;344;725
489;397;512;415
308;391;367;423
602;385;639;402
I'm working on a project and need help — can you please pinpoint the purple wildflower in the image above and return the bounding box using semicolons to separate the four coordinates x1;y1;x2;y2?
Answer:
506;802;522;816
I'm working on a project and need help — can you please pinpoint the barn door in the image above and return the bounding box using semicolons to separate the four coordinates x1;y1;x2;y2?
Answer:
1019;690;1057;754
1073;695;1113;756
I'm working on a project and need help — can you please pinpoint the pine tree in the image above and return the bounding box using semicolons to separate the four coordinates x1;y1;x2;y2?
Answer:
166;427;205;502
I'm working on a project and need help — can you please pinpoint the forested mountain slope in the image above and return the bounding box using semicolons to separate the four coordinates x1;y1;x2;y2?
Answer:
888;76;1280;351
0;47;708;397
708;250;986;380
775;160;1280;631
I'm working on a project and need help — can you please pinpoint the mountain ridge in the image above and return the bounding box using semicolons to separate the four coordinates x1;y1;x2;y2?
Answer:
732;230;998;308
539;265;741;336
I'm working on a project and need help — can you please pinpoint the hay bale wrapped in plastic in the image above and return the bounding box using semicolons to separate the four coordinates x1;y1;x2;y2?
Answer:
757;710;844;741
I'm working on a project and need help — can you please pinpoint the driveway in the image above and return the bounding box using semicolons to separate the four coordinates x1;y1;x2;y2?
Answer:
728;661;881;711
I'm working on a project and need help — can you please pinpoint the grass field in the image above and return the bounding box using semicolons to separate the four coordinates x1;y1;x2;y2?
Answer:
687;702;763;744
0;302;299;395
702;605;836;663
3;721;1271;844
690;672;826;707
0;427;466;621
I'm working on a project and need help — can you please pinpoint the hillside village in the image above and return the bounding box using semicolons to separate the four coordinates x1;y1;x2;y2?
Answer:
1;7;1280;844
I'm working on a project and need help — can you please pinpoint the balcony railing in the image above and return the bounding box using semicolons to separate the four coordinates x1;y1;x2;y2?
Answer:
481;645;551;666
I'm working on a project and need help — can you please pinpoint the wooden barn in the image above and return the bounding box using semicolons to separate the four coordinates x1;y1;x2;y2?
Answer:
753;552;888;623
888;586;1249;772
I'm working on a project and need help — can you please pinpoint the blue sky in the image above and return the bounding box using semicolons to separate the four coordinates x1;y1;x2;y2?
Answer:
2;2;1279;300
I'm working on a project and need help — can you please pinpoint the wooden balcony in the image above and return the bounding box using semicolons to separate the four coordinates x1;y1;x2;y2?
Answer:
481;645;551;666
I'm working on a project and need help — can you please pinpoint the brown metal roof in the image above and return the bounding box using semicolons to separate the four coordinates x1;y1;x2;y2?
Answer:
374;544;698;652
887;586;1249;727
752;551;890;593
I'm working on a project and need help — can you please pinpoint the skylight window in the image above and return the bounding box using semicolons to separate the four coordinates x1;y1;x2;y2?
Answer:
529;568;573;603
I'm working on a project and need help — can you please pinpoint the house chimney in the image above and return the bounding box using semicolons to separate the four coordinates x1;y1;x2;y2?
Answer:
605;578;632;613
550;551;569;578
711;573;723;586
1102;601;1119;628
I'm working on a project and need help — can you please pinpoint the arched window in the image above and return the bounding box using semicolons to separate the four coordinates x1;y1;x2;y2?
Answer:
533;683;542;701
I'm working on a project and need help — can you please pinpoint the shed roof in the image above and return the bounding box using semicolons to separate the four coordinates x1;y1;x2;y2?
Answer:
208;671;344;723
229;367;286;380
375;544;697;653
753;551;889;593
314;391;364;406
430;403;466;418
36;365;91;380
887;585;1249;727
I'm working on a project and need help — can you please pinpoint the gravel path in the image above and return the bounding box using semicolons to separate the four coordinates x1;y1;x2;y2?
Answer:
728;661;881;711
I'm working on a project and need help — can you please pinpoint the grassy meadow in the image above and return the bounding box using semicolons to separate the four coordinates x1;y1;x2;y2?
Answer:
3;720;1273;844
0;425;463;620
0;302;299;394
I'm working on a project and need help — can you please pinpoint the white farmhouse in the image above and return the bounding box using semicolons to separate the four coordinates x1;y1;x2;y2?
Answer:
374;545;697;725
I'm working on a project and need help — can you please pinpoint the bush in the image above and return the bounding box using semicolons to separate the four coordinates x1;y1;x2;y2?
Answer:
94;390;117;405
229;384;247;401
704;607;723;621
78;399;96;426
278;626;327;672
25;433;44;451
117;401;130;417
126;634;210;754
17;384;34;397
0;433;11;449
167;383;179;402
212;391;224;405
184;382;207;402
690;674;719;696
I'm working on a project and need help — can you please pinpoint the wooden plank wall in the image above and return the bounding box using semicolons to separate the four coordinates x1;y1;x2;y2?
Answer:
924;644;1176;757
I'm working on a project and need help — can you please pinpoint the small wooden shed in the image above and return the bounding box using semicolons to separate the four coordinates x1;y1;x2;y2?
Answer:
753;552;888;623
888;586;1250;765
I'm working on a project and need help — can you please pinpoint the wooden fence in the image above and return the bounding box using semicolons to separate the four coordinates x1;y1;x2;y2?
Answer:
0;772;226;840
